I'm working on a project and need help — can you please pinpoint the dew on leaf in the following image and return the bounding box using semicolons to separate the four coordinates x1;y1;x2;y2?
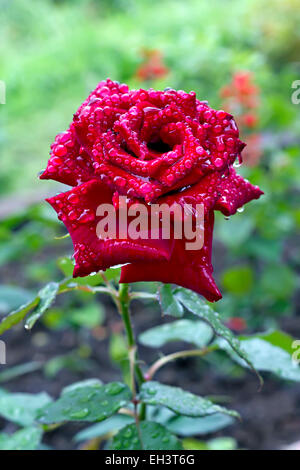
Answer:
69;408;89;419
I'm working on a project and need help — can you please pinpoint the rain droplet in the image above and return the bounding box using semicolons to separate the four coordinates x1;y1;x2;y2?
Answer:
69;408;89;419
106;383;124;396
124;428;132;438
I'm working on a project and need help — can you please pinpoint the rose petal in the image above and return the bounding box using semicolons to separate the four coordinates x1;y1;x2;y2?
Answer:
120;212;222;302
40;125;94;186
215;168;263;216
41;81;263;301
159;172;221;216
47;180;174;277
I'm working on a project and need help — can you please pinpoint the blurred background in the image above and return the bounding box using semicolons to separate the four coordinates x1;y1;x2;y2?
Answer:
0;0;299;450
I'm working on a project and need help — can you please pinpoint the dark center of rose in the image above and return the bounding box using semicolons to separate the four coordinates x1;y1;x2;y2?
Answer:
147;139;172;154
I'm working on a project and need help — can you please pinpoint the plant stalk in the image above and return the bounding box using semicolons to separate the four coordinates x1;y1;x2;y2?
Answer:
145;346;218;381
116;283;146;420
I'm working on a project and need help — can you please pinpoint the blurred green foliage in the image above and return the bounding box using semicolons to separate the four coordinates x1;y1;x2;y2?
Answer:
0;0;299;450
0;0;299;328
0;0;299;194
0;0;299;379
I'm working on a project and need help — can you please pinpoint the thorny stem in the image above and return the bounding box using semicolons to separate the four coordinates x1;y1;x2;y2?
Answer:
145;346;218;381
115;283;146;422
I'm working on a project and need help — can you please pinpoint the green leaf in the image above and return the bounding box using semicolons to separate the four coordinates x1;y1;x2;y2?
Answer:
152;407;234;436
183;436;237;450
109;333;128;363
260;264;296;300
140;382;239;419
37;382;132;424
43;351;94;378
219;336;300;382
0;361;42;384
0;297;39;335
216;215;254;247
158;284;183;318
131;282;158;295
44;303;105;330
111;421;183;450
207;437;237;450
221;265;254;295
104;267;121;283
25;282;59;329
139;320;213;349
176;415;233;437
257;330;296;355
57;257;105;287
0;426;43;450
0;279;65;335
62;379;103;394
0;392;52;426
175;287;261;385
68;303;105;328
57;256;74;277
245;237;281;263
0;285;34;315
74;414;134;442
182;438;208;450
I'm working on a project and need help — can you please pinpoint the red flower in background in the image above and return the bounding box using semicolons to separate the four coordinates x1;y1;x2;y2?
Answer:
136;49;169;81
241;133;262;167
40;79;263;301
226;317;247;332
220;71;259;107
220;71;262;166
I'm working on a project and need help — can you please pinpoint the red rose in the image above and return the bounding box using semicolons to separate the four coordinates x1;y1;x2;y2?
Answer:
40;79;263;301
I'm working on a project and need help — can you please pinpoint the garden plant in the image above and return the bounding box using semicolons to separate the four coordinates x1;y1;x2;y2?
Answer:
1;78;300;451
0;0;299;452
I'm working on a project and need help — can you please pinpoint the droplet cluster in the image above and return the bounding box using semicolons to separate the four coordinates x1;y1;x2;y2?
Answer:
41;79;247;204
42;79;263;301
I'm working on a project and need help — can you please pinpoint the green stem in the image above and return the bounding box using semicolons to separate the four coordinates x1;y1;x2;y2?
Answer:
145;345;218;381
118;283;135;347
116;283;146;420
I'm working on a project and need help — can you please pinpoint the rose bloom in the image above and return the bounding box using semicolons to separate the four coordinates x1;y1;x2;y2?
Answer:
40;79;263;302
